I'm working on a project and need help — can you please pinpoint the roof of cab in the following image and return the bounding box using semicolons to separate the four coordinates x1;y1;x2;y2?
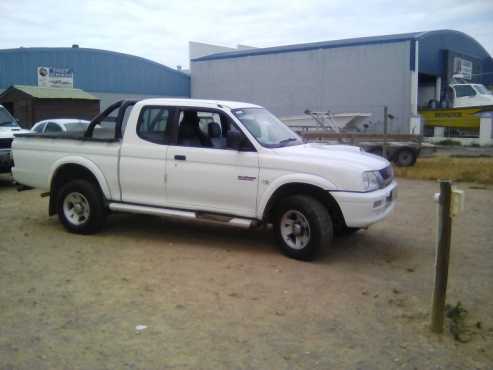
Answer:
137;98;262;110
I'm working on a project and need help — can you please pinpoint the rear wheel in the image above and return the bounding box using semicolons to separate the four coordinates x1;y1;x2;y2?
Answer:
57;179;107;234
394;148;417;167
274;195;333;261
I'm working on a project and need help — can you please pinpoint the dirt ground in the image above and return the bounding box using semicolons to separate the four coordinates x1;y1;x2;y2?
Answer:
0;174;492;370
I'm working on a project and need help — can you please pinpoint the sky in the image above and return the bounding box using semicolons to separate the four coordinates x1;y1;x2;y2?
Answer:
0;0;492;69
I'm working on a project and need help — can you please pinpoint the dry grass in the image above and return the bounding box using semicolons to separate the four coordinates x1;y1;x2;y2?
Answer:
394;156;493;185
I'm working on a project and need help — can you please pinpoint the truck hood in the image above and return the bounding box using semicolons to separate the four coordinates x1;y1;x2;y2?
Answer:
0;127;30;139
273;143;389;171
474;95;493;106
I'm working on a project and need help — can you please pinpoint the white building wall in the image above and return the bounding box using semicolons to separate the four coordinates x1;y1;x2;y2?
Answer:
191;41;413;133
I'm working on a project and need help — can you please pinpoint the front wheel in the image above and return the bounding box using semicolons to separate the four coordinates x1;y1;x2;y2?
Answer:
57;179;107;234
274;195;333;261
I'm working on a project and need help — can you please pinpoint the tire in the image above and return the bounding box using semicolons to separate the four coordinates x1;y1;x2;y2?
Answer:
273;195;333;261
394;148;417;167
57;179;107;234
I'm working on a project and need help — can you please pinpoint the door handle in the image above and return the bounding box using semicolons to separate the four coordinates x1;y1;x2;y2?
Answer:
174;155;186;161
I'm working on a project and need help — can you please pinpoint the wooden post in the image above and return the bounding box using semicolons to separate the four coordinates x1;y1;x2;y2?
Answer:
431;180;453;333
383;106;388;159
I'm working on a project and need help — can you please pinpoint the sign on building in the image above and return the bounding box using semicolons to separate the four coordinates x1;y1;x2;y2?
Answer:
453;57;473;80
37;66;74;88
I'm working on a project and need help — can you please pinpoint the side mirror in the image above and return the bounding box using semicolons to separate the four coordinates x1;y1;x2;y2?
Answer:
227;130;246;150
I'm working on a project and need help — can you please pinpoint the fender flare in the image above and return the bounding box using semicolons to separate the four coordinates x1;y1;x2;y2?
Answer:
257;174;337;219
49;156;112;199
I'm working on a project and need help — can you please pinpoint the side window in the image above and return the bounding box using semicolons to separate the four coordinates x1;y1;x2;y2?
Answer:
178;109;234;149
45;122;62;133
176;109;255;151
137;106;171;144
455;85;476;98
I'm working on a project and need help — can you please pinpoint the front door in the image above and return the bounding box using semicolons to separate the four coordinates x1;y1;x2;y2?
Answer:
166;108;259;218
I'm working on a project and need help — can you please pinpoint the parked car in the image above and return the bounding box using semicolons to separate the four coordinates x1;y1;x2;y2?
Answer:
0;104;29;173
12;99;397;261
31;119;90;134
447;81;493;108
427;74;493;109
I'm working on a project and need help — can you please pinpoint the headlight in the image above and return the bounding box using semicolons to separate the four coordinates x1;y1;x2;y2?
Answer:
362;170;383;191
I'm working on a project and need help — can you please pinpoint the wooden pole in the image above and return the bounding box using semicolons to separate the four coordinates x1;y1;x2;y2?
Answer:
431;180;453;333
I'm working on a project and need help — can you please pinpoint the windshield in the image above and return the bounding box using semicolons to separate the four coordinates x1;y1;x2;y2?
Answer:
232;108;303;148
474;84;492;95
0;107;19;128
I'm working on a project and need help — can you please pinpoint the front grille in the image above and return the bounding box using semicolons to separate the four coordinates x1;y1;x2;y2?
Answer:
0;138;13;149
379;165;394;187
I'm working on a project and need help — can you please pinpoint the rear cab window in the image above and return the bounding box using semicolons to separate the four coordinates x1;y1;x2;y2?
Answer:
137;106;174;144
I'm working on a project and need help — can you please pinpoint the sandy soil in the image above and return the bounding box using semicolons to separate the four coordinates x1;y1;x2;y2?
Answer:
0;174;492;370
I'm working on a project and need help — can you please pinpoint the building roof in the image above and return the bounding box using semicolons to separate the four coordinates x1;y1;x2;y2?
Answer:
5;85;99;100
191;30;491;64
0;47;190;96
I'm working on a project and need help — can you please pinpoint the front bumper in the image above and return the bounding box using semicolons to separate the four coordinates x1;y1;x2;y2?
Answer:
0;149;12;173
330;181;397;228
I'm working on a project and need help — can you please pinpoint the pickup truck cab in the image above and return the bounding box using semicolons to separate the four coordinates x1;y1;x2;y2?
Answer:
12;99;396;260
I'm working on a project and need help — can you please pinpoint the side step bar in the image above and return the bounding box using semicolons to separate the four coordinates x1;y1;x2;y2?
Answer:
108;202;255;229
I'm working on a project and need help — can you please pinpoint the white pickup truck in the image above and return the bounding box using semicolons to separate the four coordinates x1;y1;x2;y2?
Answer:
12;99;396;260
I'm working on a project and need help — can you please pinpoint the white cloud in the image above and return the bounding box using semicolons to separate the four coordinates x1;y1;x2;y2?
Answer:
0;0;492;68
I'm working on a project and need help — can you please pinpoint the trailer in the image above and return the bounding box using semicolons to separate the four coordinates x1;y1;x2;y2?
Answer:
282;110;433;167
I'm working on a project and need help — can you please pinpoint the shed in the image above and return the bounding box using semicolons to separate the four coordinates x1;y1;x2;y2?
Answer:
0;85;100;128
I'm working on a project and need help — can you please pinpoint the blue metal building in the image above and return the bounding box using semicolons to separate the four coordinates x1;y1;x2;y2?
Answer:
0;46;190;109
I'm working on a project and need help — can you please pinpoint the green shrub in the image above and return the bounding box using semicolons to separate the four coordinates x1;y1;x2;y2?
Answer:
436;139;462;146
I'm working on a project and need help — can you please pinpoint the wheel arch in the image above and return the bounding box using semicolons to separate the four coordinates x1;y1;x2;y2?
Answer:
260;181;347;232
48;158;110;216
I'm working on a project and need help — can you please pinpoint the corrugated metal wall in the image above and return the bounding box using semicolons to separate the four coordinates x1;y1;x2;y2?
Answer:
0;47;190;97
191;41;412;133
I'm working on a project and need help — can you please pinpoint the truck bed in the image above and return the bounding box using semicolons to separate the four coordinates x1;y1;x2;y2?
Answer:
12;133;121;198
